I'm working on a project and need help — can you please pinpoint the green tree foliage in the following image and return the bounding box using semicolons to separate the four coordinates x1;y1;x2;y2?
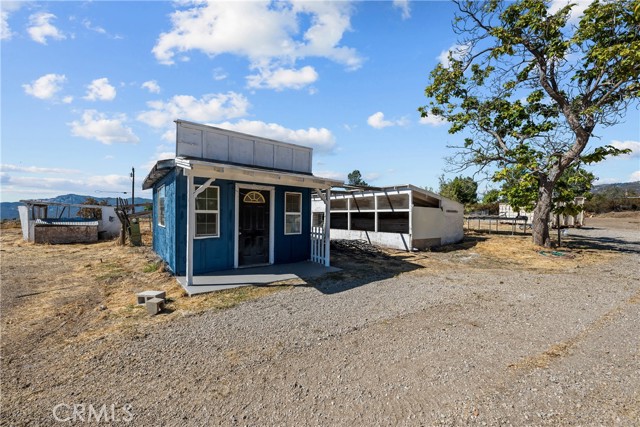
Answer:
78;197;108;219
585;186;640;213
347;170;369;186
482;189;502;204
420;0;638;246
439;175;478;204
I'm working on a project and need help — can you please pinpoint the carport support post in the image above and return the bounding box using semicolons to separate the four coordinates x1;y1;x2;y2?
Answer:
324;188;331;267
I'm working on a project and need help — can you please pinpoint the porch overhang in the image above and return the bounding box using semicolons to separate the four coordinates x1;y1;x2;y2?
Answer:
175;157;342;189
142;158;176;190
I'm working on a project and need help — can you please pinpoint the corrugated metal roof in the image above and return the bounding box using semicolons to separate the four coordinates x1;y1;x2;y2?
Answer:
142;158;175;190
35;219;99;226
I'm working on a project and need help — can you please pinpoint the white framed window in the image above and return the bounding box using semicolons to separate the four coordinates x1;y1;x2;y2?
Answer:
285;192;302;235
195;186;220;238
157;185;165;227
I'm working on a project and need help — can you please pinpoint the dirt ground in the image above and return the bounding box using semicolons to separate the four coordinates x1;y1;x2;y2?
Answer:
1;214;638;425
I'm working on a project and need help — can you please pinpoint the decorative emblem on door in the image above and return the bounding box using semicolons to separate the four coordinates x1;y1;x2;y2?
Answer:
243;191;266;204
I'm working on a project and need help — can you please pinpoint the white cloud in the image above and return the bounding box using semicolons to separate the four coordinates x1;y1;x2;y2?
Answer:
0;164;80;174
85;174;132;188
137;92;250;129
62;95;73;104
1;11;12;40
548;0;593;24
1;174;134;198
212;68;228;81
419;114;447;127
364;172;381;182
27;12;66;44
367;112;407;129
393;0;411;20
141;80;161;94
213;119;336;153
611;140;640;158
1;1;22;40
141;150;175;172
84;78;117;101
247;65;318;90
152;1;361;90
437;43;470;68
69;110;139;145
22;73;66;100
82;19;122;40
82;19;105;34
629;171;640;182
314;170;346;181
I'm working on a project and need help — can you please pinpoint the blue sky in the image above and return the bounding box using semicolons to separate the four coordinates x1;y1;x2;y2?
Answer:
1;0;638;202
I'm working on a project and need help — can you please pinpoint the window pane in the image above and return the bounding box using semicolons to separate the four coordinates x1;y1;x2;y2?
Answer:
285;214;301;234
208;215;217;235
157;186;165;226
195;197;207;210
286;193;301;213
196;213;207;224
196;187;218;211
206;188;218;206
206;198;217;210
196;213;218;236
196;223;207;235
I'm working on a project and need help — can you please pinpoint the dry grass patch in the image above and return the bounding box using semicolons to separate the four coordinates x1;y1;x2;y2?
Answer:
0;227;293;350
406;233;618;273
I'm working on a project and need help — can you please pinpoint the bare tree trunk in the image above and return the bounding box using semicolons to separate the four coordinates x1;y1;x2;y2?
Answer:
532;177;554;247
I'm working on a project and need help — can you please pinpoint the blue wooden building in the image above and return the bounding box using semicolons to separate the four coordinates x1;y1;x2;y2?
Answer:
142;120;340;287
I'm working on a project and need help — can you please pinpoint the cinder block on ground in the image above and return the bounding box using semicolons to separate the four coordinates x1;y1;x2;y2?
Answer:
136;290;166;305
145;297;165;315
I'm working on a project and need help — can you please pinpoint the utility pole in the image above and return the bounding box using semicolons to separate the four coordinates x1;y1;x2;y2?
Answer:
130;167;135;214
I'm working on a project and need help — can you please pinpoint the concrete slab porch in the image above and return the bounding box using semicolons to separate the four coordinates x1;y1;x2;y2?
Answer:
177;261;341;295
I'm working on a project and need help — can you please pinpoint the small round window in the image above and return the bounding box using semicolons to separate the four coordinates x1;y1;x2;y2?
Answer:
243;191;266;204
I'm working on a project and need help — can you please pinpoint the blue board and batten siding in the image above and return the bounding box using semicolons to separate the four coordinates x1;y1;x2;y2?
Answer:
274;186;311;264
152;169;177;272
152;170;311;275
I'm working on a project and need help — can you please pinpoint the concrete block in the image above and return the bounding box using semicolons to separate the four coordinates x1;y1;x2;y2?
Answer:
136;290;166;305
145;298;165;315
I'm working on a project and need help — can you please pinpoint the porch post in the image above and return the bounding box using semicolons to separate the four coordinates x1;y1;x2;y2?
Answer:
186;176;215;286
324;187;331;267
186;173;194;286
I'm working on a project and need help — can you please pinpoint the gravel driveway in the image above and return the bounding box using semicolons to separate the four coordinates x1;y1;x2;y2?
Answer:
2;220;639;426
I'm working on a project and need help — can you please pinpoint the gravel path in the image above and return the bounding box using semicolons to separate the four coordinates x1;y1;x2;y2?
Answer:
2;222;639;426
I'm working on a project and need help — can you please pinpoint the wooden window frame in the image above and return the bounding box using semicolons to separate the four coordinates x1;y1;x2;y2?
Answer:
195;186;220;238
157;185;165;227
284;192;302;235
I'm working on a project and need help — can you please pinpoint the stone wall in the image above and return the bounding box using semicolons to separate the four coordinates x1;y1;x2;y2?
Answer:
33;225;98;244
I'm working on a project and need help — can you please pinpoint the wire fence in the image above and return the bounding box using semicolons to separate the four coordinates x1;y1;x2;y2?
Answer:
464;215;531;235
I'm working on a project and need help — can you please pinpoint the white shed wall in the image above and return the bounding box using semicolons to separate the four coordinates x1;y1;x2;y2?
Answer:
411;207;444;239
440;198;465;245
98;206;121;237
312;189;464;250
18;206;29;241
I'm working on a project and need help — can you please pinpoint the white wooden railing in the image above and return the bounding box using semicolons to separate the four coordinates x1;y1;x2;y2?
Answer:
310;225;327;265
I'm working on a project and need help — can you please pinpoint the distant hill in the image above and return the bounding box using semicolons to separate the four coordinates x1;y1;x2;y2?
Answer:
591;181;640;195
0;194;152;220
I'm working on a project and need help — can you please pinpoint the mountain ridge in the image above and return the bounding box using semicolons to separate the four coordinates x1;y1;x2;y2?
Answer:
0;194;152;220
